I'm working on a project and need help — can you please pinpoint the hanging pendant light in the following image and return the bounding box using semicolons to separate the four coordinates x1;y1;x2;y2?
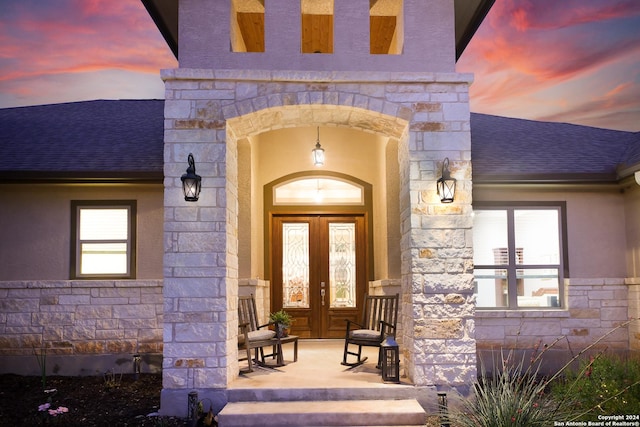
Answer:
312;127;325;167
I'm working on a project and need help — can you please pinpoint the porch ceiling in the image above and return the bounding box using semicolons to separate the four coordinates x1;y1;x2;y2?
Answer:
142;0;494;60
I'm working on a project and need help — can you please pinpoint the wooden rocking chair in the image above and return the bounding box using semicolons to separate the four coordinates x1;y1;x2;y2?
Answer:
341;293;399;368
237;294;278;372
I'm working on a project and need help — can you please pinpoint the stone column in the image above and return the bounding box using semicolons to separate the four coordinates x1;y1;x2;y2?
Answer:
398;77;476;390
160;77;237;415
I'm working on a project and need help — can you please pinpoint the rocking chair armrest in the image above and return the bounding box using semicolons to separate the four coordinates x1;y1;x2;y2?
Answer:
257;321;275;330
379;320;397;334
344;319;365;332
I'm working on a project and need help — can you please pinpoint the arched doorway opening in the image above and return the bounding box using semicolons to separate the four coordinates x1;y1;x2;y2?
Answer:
265;172;372;338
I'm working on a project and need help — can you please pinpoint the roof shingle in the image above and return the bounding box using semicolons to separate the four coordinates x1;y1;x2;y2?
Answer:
1;100;638;184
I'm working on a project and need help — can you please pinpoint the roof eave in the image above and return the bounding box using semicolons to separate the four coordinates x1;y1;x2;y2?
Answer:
473;173;620;186
0;171;164;184
141;0;178;58
455;0;495;61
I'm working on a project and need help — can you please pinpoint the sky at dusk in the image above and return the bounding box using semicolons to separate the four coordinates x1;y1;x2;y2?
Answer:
0;0;638;132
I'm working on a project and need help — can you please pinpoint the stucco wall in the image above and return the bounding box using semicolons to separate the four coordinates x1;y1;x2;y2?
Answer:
473;184;638;363
473;186;627;278
178;0;455;72
0;183;164;281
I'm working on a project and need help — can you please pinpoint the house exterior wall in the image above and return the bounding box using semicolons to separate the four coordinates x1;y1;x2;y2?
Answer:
178;0;455;72
0;183;164;281
0;183;165;374
159;68;474;415
473;185;639;368
0;280;163;375
623;179;640;350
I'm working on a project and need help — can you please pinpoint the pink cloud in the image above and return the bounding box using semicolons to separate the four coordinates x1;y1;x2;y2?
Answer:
459;0;640;131
0;0;176;88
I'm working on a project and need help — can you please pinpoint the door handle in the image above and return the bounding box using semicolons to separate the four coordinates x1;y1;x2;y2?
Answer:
321;289;325;306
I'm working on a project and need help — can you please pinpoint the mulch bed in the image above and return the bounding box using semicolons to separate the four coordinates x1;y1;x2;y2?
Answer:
0;373;186;426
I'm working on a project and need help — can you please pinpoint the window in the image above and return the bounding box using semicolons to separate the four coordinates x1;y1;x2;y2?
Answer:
473;204;566;309
71;201;136;279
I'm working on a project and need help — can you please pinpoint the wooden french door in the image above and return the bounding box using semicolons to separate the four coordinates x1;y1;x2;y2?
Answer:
271;215;367;338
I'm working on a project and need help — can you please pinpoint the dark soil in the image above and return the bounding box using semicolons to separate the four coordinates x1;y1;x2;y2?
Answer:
0;373;188;426
0;373;442;426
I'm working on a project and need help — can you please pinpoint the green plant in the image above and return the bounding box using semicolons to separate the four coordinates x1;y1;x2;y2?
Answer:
33;347;47;389
103;369;123;389
551;353;640;419
269;309;292;327
451;318;639;427
451;346;573;427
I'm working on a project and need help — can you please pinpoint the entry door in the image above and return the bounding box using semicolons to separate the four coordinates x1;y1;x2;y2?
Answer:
271;215;367;338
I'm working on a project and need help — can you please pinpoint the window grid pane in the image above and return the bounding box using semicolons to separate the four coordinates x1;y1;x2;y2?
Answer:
80;209;128;240
80;243;128;274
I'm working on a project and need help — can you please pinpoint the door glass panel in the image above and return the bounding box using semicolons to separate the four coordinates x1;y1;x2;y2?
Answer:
282;223;310;308
329;223;356;308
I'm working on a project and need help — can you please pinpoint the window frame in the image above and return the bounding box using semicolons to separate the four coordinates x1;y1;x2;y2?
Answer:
473;202;569;310
70;200;137;280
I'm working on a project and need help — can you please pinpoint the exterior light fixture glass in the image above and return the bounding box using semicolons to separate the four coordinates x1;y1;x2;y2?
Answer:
181;153;202;202
436;157;456;203
312;127;325;167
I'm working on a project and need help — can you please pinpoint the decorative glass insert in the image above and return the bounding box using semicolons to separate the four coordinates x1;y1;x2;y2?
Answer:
329;223;356;308
282;223;310;308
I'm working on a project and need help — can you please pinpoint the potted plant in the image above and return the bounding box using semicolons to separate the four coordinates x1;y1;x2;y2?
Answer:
269;309;293;338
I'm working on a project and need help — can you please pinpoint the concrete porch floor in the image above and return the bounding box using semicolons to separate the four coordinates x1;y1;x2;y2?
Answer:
222;340;440;426
230;339;413;390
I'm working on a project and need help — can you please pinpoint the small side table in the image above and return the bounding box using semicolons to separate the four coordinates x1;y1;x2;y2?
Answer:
274;335;298;366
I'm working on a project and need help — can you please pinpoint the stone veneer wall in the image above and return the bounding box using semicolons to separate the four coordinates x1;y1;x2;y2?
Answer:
0;280;163;376
160;68;475;415
476;278;638;373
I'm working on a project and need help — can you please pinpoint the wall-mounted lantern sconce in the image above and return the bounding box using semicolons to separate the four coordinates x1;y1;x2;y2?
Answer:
312;127;325;167
181;153;202;202
436;158;456;203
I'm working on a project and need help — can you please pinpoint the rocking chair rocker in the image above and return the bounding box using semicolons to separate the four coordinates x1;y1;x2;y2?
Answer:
341;293;399;368
237;294;278;372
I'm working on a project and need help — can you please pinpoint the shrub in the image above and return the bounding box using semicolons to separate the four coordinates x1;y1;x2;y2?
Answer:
551;353;640;419
450;348;575;427
451;319;640;426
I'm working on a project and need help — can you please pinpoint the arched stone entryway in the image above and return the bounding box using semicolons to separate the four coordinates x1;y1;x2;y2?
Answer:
160;68;475;415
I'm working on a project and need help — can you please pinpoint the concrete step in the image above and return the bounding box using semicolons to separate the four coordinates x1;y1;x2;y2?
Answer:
217;398;427;426
227;385;420;403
